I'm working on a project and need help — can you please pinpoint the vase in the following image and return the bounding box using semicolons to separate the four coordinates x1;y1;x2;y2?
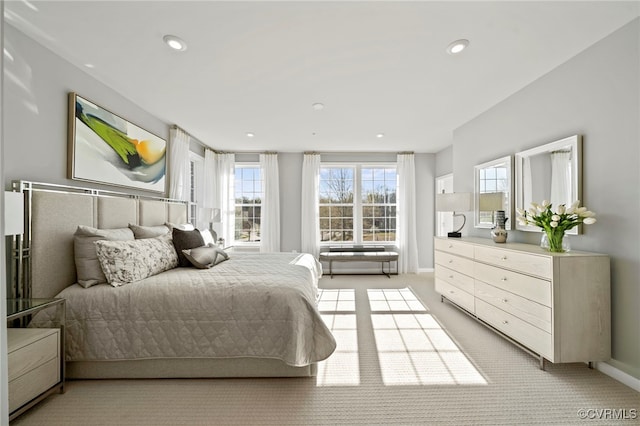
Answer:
491;210;508;243
541;230;570;253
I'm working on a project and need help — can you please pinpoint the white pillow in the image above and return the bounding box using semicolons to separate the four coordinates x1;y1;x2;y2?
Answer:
165;222;195;231
94;234;178;287
182;244;229;269
199;229;216;246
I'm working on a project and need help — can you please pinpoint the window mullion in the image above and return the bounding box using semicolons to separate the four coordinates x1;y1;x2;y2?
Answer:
354;165;362;244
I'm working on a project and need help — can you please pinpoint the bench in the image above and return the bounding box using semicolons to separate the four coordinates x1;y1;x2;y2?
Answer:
319;246;399;278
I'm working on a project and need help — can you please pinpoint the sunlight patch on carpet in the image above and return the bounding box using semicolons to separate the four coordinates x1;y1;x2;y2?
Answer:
369;288;487;386
316;289;360;386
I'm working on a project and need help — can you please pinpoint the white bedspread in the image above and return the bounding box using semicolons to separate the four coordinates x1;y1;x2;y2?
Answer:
40;252;336;367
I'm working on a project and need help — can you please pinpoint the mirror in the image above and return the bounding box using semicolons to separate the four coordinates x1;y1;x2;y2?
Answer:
515;134;582;234
474;156;512;229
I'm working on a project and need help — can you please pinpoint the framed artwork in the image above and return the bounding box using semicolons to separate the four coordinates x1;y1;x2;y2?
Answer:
68;92;167;193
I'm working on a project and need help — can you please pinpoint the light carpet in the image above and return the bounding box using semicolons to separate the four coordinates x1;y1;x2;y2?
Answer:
11;274;639;425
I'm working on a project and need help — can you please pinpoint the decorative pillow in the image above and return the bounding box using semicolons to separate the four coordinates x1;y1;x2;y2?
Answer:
172;228;205;267
199;229;216;246
94;234;178;287
182;244;229;269
165;222;195;231
129;223;170;239
74;225;135;288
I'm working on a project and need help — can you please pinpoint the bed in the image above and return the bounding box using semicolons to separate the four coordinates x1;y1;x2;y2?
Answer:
18;181;335;378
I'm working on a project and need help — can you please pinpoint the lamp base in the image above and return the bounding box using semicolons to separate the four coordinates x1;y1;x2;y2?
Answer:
447;232;462;238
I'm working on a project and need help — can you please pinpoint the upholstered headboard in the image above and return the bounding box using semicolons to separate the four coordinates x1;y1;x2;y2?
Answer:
14;181;188;299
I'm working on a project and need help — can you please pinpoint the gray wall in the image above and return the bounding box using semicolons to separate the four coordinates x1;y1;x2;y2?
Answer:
445;19;639;379
3;24;170;196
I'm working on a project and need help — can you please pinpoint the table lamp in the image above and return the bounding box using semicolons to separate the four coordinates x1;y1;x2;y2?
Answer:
435;192;472;238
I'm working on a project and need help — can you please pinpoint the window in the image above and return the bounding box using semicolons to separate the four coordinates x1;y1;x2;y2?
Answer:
188;152;204;226
234;165;262;243
319;164;397;244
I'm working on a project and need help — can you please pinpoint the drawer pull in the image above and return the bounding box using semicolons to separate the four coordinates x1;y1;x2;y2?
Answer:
449;275;454;279
448;260;453;264
502;320;509;325
501;256;508;261
501;298;508;303
448;244;453;248
448;290;455;294
501;277;508;282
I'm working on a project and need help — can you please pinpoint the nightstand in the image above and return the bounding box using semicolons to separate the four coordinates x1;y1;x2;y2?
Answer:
6;298;65;421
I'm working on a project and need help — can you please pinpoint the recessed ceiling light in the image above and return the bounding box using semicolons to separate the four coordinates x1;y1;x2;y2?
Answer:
447;39;469;55
312;103;324;111
376;133;385;138
246;132;255;138
163;35;187;52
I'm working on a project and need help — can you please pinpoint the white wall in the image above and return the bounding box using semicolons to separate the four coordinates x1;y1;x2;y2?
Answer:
445;19;640;379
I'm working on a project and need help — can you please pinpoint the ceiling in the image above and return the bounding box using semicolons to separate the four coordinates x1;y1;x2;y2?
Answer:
4;1;639;153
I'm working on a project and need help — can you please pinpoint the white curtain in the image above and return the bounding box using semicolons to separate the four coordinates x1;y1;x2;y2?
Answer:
550;151;572;208
168;127;191;201
260;153;280;252
301;153;320;258
213;153;235;244
203;149;216;208
396;153;419;273
523;156;533;209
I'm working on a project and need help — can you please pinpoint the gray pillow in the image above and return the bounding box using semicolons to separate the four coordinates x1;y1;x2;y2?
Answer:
74;225;135;288
129;223;170;239
172;228;205;267
182;244;229;269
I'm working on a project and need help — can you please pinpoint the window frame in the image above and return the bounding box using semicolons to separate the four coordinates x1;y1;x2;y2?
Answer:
233;162;263;246
319;162;397;247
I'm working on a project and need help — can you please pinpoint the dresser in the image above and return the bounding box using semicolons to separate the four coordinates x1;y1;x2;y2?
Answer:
434;237;610;369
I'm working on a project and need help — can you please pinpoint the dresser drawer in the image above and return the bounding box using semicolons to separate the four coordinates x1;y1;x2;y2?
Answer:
475;280;551;333
434;238;474;259
474;245;551;279
434;251;474;276
474;262;552;307
436;279;475;313
476;299;552;360
9;358;59;412
8;329;59;382
435;264;474;294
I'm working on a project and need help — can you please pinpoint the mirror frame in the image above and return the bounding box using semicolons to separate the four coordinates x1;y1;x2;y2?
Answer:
514;134;582;234
474;156;513;230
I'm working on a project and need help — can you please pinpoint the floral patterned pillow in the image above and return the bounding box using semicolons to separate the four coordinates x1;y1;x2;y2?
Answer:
95;234;178;287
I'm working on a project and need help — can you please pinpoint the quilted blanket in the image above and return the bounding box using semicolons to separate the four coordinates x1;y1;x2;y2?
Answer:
37;252;336;367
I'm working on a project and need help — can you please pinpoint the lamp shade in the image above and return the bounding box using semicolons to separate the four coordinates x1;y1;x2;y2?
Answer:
4;191;24;236
435;192;472;212
479;191;504;211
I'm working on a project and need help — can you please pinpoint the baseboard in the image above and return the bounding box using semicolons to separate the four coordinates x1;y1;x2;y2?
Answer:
596;361;640;392
418;268;434;273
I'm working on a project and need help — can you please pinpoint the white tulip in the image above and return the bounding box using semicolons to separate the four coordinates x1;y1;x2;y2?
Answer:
583;217;597;225
516;208;525;216
576;207;587;214
580;210;596;218
550;221;558;228
557;205;566;214
531;202;540;211
571;200;580;209
518;219;528;226
528;209;537;217
565;207;575;214
552;215;561;221
541;200;550;208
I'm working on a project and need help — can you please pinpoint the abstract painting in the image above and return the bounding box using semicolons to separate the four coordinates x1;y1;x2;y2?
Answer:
68;93;166;193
